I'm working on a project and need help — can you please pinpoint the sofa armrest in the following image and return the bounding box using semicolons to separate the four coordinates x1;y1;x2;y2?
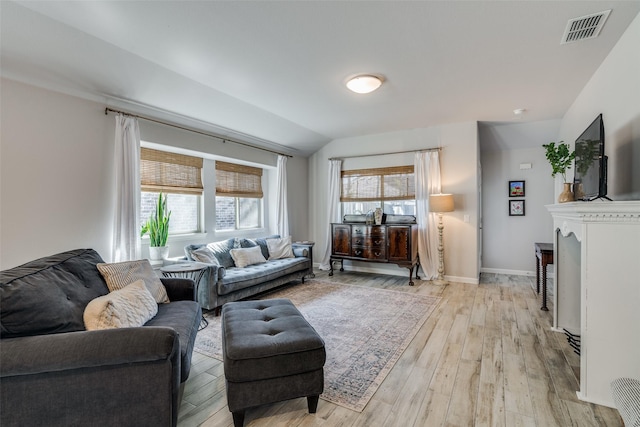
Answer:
161;277;196;301
292;246;309;258
1;327;180;426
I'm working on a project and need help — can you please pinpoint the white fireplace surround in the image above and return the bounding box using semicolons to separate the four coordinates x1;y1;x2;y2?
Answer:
546;201;640;408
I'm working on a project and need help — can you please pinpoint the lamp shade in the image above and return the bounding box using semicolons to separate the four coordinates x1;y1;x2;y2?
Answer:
429;193;454;213
346;75;383;94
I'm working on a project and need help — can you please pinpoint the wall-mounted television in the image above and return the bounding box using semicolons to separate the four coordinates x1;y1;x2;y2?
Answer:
573;114;610;201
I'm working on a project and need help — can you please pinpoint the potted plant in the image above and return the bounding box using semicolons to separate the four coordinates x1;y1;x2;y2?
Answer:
542;141;576;203
141;192;171;260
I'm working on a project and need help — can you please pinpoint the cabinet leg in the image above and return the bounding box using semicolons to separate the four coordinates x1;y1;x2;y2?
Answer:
407;265;415;286
328;260;334;276
339;259;344;272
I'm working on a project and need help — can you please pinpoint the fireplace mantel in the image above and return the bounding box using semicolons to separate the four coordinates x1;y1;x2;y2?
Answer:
546;201;640;408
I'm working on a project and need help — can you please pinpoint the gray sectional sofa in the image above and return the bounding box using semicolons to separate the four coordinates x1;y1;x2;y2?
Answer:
0;249;201;427
183;236;312;314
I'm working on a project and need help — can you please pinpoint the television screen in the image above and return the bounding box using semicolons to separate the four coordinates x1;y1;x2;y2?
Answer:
573;114;607;201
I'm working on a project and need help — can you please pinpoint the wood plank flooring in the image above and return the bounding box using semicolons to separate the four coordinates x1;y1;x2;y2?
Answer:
177;271;622;427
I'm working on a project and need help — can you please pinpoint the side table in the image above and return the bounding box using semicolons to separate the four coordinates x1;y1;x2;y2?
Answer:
160;262;209;329
292;241;315;278
534;242;554;311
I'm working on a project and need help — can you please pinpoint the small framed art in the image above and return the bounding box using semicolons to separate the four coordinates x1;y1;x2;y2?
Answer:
509;180;525;197
509;200;525;216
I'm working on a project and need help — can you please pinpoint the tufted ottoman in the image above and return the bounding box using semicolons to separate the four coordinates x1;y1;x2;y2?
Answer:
221;298;326;427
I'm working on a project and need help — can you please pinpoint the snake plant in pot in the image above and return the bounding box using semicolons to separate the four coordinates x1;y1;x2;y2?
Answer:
542;141;576;203
141;193;171;260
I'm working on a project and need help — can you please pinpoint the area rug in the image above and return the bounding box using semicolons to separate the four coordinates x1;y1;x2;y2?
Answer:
194;279;441;412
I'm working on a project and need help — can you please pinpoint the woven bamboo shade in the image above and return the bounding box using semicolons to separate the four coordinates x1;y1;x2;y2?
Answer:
341;165;415;202
140;148;203;195
215;160;263;198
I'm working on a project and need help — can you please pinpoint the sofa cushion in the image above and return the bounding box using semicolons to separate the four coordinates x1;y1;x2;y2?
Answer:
230;246;267;268
0;249;110;338
217;257;309;296
266;236;294;260
84;279;158;330
97;259;169;304
206;238;238;268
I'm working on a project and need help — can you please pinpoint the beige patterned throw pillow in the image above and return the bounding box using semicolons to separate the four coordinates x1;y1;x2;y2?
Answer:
97;259;170;303
84;280;158;330
229;246;267;268
266;236;294;260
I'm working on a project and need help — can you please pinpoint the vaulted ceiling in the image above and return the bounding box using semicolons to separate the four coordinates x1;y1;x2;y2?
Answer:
2;1;639;156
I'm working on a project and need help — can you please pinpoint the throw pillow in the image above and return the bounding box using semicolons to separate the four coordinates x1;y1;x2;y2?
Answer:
191;246;220;265
229;246;267;268
206;238;237;268
97;259;170;304
83;280;158;330
252;235;280;259
266;236;294;260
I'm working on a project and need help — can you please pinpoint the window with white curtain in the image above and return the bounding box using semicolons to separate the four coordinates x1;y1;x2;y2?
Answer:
215;160;263;231
341;165;416;216
140;147;203;234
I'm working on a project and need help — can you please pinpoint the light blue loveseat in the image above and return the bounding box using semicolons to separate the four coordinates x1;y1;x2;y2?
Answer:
182;237;311;314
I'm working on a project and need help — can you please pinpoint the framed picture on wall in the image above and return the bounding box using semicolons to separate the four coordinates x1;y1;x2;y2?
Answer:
509;200;525;216
509;180;525;197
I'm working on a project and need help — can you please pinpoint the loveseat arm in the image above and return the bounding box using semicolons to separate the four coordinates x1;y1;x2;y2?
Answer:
292;246;309;258
0;327;181;427
161;277;196;301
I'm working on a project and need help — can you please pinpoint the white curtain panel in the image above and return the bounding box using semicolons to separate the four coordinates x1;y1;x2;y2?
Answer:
112;115;141;262
415;151;442;279
276;155;290;238
319;159;343;270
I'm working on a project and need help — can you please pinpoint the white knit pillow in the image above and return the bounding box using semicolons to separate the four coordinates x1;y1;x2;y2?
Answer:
266;236;294;260
97;259;169;303
83;280;158;330
229;246;267;268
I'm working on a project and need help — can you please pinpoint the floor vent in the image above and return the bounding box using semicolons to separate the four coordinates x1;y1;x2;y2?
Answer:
561;9;611;44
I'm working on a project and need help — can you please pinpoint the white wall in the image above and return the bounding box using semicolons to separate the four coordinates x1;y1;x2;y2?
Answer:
309;122;480;283
0;78;309;269
1;78;114;269
479;120;561;274
558;12;640;201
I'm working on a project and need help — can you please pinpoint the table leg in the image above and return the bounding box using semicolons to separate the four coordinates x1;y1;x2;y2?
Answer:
535;255;540;294
541;264;549;311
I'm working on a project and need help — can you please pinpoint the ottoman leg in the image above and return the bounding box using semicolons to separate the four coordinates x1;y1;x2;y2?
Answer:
232;411;245;427
307;395;319;413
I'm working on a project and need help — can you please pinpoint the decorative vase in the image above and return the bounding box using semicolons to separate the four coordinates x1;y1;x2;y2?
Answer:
149;246;169;261
374;208;383;225
558;183;575;203
573;182;584;201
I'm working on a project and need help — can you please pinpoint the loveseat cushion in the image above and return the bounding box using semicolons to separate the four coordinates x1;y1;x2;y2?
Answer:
217;257;310;296
0;249;110;338
145;300;201;382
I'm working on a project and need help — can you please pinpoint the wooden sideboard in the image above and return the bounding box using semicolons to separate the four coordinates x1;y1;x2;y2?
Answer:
329;223;420;285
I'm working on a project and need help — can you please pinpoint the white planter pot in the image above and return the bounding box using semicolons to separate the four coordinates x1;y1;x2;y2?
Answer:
149;246;169;261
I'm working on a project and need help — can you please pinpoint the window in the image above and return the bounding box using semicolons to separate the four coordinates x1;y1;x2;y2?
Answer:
341;165;415;216
215;161;263;231
140;148;203;234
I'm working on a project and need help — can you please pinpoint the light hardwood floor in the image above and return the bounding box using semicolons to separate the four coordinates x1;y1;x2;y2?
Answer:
177;270;623;427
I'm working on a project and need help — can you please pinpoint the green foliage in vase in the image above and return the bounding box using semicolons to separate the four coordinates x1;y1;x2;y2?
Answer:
140;193;171;247
542;141;575;183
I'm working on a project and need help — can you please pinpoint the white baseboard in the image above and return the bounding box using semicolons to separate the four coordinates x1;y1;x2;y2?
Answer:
480;267;556;279
316;262;478;285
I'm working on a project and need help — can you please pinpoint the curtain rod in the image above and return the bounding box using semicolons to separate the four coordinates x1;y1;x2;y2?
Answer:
105;107;293;158
329;147;441;161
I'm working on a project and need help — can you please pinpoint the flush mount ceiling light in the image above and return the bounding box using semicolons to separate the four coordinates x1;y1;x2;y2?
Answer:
346;75;383;94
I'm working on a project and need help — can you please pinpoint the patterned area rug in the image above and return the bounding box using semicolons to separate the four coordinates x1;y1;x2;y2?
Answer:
194;279;441;412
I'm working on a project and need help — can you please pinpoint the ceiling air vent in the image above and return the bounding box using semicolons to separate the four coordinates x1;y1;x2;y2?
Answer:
561;9;611;44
